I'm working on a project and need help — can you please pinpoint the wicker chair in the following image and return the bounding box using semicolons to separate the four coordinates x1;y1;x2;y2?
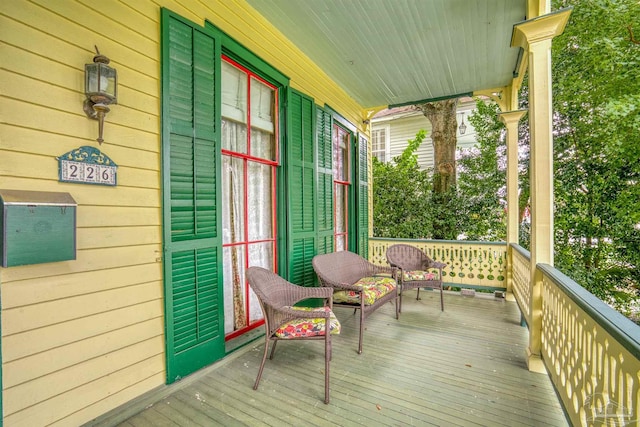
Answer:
246;266;340;404
312;251;398;354
386;244;447;312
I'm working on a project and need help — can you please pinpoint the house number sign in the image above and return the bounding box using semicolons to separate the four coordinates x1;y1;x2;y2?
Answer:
57;146;118;186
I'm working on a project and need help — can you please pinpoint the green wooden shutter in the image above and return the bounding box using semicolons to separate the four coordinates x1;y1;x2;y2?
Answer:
162;10;224;383
287;89;317;285
357;134;369;258
316;107;334;255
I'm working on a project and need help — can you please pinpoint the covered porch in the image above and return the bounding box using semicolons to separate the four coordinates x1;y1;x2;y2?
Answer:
95;290;566;426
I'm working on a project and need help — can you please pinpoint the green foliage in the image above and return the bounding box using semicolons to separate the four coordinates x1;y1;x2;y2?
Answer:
550;0;640;316
372;130;434;238
456;101;508;241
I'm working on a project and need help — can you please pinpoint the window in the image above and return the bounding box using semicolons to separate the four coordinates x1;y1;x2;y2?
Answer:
221;57;278;338
371;127;389;163
333;123;350;251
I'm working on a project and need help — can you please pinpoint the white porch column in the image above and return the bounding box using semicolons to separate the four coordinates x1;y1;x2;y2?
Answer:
511;9;571;372
499;110;527;296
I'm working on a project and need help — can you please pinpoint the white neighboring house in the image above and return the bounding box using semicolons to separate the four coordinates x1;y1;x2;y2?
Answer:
371;100;478;170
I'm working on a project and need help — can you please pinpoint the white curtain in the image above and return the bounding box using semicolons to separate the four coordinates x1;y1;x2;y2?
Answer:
222;61;277;334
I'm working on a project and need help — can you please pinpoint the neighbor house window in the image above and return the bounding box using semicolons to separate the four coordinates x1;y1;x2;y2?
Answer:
221;57;278;338
333;123;350;251
371;126;389;162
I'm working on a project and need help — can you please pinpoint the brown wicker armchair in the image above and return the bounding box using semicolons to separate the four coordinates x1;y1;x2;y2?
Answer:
386;244;447;312
312;251;398;354
246;266;341;404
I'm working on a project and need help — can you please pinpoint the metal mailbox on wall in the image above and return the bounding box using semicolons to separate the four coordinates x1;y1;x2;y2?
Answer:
0;189;77;267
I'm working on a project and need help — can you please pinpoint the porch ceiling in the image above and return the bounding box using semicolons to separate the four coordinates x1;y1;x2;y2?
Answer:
246;0;527;109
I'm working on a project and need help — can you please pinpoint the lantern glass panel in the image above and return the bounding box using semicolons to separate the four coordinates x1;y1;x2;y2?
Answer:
85;63;117;103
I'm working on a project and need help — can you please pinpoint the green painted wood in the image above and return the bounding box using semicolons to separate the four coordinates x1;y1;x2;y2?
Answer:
316;106;333;255
287;89;317;286
161;9;225;383
357;133;369;258
116;293;568;427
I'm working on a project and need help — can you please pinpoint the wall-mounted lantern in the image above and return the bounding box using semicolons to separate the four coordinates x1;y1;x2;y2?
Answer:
83;46;117;144
458;112;467;135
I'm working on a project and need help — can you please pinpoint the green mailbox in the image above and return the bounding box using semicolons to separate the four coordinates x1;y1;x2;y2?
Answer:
0;190;77;267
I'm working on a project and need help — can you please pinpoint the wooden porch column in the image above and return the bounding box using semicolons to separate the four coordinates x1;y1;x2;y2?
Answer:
511;9;571;372
499;109;526;296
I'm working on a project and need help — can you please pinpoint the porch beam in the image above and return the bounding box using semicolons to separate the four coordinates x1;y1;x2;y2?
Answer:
511;8;571;373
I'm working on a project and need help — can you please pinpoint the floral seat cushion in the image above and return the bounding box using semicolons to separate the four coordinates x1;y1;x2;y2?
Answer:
403;270;440;282
333;276;396;306
274;306;341;338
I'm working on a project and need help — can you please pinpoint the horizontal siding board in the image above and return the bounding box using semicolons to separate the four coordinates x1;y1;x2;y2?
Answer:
6;0;158;77
53;374;165;427
0;150;160;189
4;318;163;388
2;281;161;335
0;125;160;167
1;264;161;309
0;70;158;135
1;245;162;282
4;354;164;427
4;337;163;414
2;301;163;363
77;226;160;250
0;99;158;151
77;206;161;227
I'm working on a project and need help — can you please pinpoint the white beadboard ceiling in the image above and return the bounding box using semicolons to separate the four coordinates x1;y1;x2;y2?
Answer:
246;0;527;109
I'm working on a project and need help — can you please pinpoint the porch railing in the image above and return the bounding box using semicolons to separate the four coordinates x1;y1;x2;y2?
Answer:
370;238;639;425
511;244;532;324
369;238;507;291
540;264;640;426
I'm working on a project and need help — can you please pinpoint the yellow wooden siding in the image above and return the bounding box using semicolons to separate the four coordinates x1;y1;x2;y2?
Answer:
1;0;367;425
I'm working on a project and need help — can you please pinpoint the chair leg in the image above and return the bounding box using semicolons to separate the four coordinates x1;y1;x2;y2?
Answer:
439;287;444;311
395;289;399;320
269;340;278;359
324;322;330;404
358;305;365;354
399;286;403;313
416;287;421;300
254;337;270;390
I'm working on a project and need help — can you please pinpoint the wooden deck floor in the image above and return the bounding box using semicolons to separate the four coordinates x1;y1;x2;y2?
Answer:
109;292;568;426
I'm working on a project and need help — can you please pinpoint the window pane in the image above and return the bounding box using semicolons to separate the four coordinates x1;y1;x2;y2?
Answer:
250;78;276;161
222;118;248;154
333;126;349;181
372;128;387;162
335;184;346;233
221;61;247;125
247;241;273;323
223;245;246;334
222;156;245;244
247;161;273;241
251;128;276;162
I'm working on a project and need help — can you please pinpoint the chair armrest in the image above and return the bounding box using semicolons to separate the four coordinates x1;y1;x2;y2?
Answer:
277;305;332;319
372;264;394;276
279;283;333;306
430;261;447;270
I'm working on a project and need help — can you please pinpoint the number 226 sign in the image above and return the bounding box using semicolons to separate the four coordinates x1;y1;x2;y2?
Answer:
58;146;117;186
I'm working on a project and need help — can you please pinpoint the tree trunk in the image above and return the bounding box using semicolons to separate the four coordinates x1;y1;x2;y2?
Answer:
416;99;459;239
416;99;459;193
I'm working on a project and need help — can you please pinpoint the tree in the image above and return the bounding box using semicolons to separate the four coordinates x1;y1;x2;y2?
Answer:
456;101;507;241
550;0;640;317
415;99;459;239
372;130;433;238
